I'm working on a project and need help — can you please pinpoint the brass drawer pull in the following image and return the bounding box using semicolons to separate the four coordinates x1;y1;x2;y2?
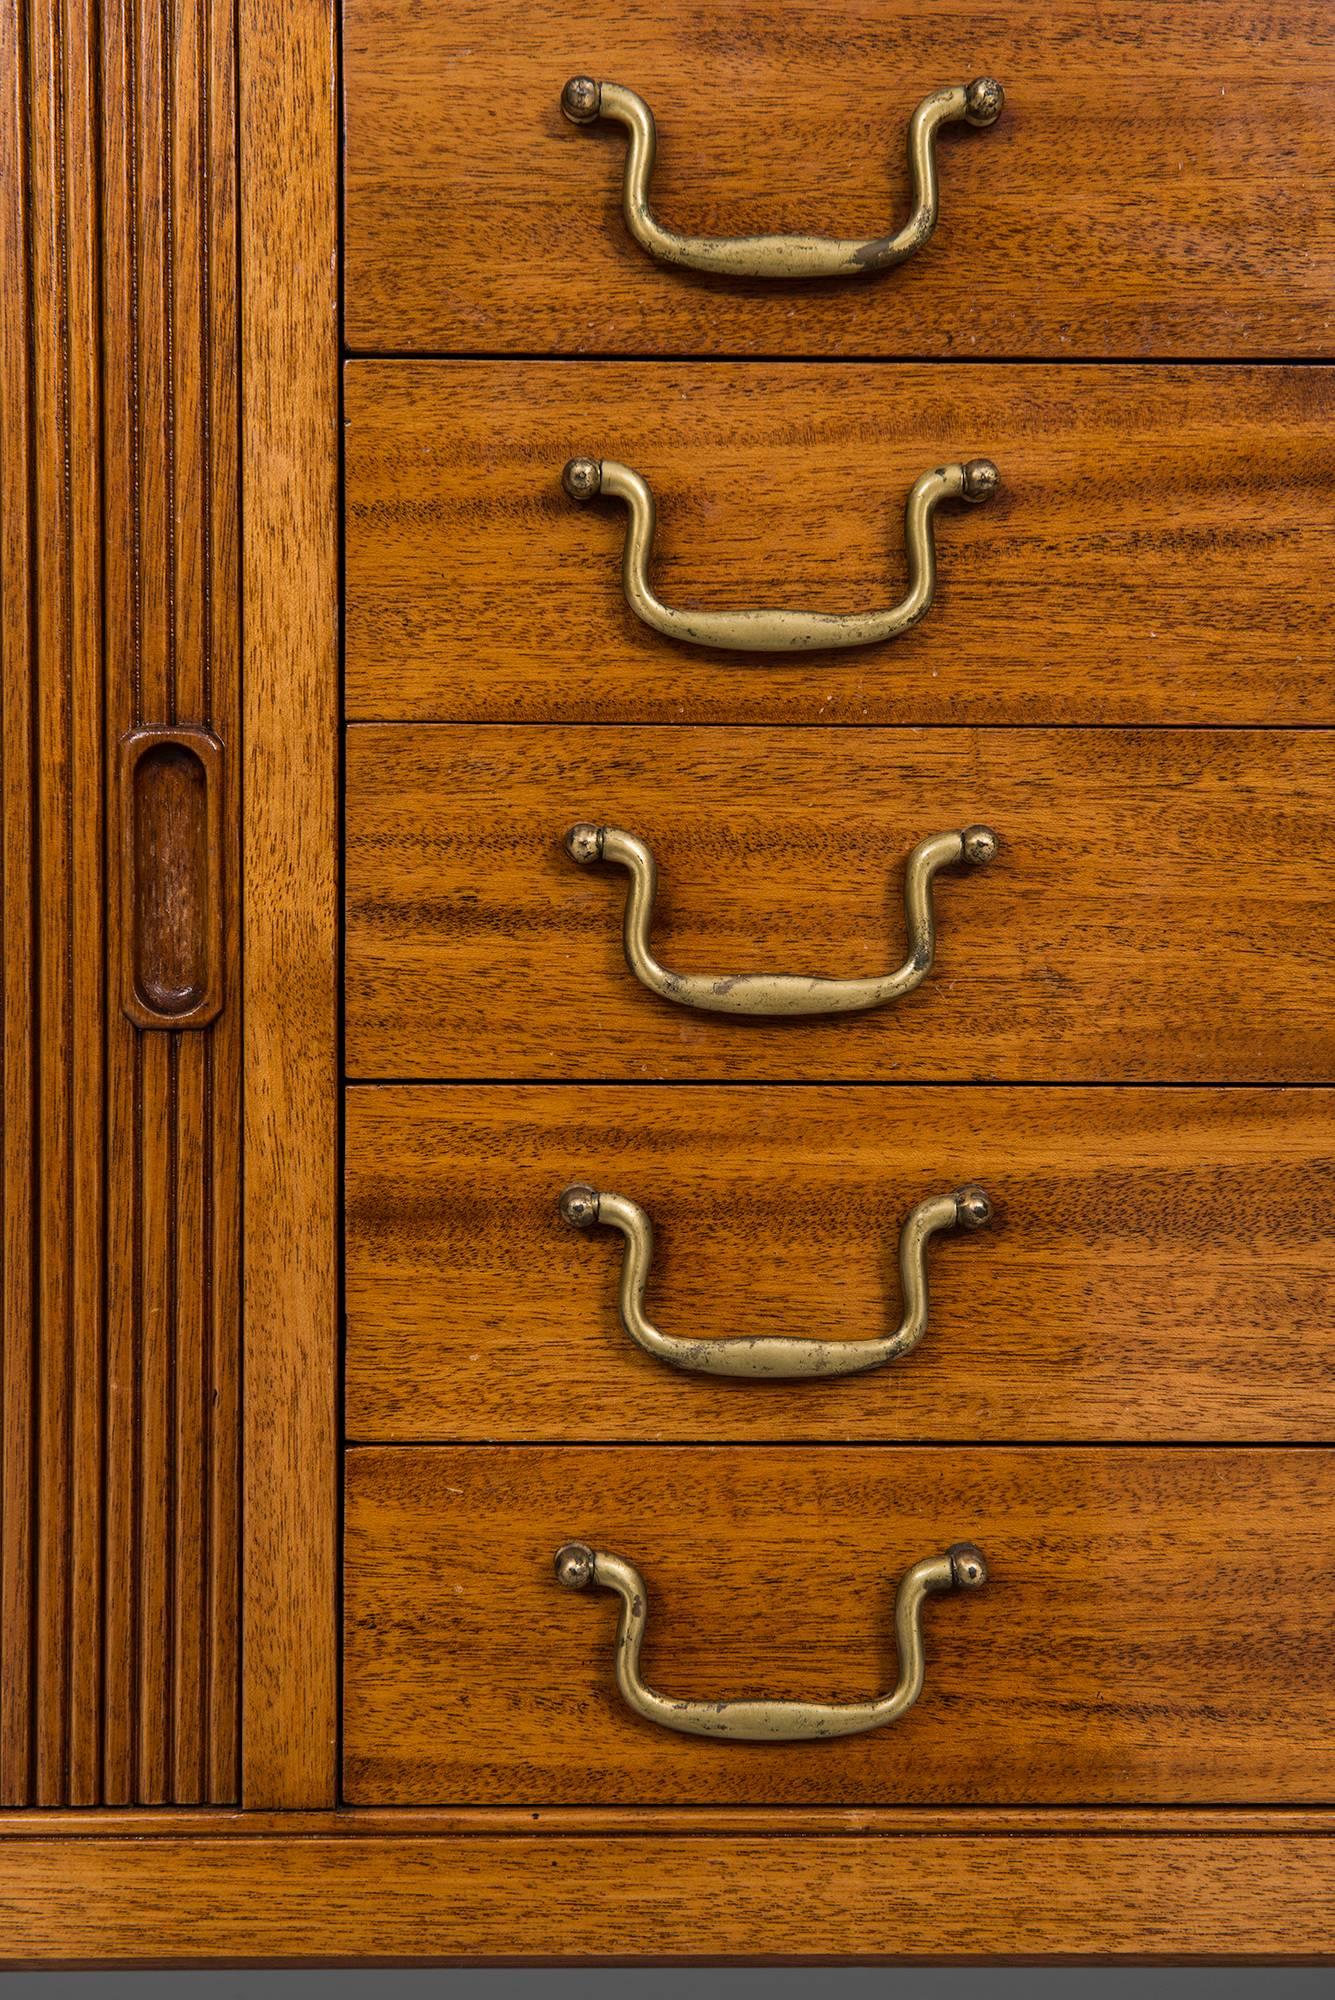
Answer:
559;76;1004;279
563;821;998;1017
554;1540;988;1741
561;456;999;653
557;1183;992;1378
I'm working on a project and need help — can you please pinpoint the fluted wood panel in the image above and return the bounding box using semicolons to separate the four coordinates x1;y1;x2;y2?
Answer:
0;0;241;1804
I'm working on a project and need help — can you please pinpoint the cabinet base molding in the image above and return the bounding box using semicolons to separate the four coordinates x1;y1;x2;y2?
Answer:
0;1813;1332;1965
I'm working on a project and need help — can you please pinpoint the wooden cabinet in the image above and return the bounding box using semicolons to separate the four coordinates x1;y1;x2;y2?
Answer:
2;0;1333;1967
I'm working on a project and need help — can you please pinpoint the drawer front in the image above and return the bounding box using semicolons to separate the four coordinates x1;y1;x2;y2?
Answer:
344;1;1335;358
345;726;1333;1083
346;363;1335;729
343;1445;1335;1804
345;1085;1335;1444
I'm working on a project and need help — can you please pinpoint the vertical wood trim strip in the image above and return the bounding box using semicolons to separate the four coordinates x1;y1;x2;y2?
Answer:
29;0;76;1807
0;0;244;1805
135;1034;171;1802
129;0;172;1808
238;0;339;1806
166;0;204;1804
0;0;38;1812
202;0;241;1804
98;0;138;1806
62;0;106;1810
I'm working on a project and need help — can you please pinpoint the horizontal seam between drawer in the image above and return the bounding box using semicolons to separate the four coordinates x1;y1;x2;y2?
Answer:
341;1440;1335;1451
342;352;1335;369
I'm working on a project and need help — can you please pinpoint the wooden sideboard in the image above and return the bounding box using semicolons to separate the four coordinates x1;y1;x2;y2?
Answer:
2;0;1333;1965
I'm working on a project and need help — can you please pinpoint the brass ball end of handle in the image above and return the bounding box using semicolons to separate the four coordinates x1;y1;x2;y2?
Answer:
964;78;1005;128
564;822;605;865
961;458;1001;503
560;76;603;125
960;824;999;867
953;1185;993;1230
558;1183;601;1230
561;457;603;502
948;1543;989;1590
554;1541;597;1590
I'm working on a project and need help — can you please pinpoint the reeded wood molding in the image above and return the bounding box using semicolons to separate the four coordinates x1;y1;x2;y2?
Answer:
0;0;243;1804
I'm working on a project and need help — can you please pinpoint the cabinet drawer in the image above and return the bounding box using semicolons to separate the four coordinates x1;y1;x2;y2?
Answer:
344;1;1335;358
345;726;1333;1083
345;1085;1335;1444
344;1445;1335;1805
347;363;1335;729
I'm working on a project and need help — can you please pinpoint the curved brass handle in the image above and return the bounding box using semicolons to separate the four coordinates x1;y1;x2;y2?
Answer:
560;456;999;653
554;1540;988;1741
559;76;1004;279
563;821;998;1017
557;1183;992;1378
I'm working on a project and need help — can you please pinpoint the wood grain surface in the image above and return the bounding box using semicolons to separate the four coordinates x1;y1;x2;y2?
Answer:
343;0;1335;357
238;0;339;1808
346;362;1335;727
345;1085;1335;1443
5;1827;1335;1964
344;1445;1335;1805
345;726;1335;1083
1;0;244;1805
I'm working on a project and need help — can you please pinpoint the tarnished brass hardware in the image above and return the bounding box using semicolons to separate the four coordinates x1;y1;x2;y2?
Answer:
553;1539;989;1741
560;456;999;653
559;76;1004;279
563;822;998;1017
557;1184;992;1378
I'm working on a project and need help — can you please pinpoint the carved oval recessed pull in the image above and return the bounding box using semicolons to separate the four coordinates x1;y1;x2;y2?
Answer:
553;1539;989;1741
119;726;224;1030
559;76;1004;279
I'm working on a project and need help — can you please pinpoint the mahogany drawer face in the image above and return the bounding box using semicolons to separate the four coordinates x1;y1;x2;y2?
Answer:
343;1445;1335;1805
346;363;1335;730
345;725;1334;1084
345;1085;1335;1444
344;0;1335;358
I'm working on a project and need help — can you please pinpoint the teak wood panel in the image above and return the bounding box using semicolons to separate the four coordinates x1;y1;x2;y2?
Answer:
344;1445;1335;1806
343;0;1335;357
7;1828;1335;1965
345;727;1335;1084
345;362;1335;728
0;0;244;1805
345;1085;1335;1444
